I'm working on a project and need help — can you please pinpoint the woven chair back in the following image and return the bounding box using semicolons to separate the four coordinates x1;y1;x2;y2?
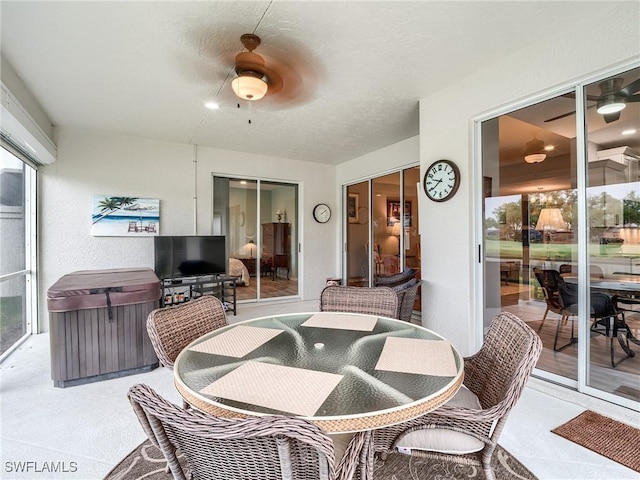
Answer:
464;312;542;413
128;384;336;480
146;296;227;368
319;285;399;318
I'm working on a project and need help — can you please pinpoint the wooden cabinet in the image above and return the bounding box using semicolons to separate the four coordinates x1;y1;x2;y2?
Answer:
262;222;291;279
237;257;256;276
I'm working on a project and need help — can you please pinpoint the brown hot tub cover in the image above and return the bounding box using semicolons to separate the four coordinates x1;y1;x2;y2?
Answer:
47;268;161;313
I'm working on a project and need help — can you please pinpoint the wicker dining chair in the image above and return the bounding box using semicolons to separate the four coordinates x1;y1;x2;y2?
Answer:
146;296;228;368
366;312;542;480
128;383;352;480
319;285;399;319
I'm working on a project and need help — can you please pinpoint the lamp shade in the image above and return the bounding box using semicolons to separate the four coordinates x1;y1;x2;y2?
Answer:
536;208;565;231
231;73;268;101
391;222;402;236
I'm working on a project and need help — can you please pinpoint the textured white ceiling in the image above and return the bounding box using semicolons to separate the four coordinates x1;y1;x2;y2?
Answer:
0;1;618;164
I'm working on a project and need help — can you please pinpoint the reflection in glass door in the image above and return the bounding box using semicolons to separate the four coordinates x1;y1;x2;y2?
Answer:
346;181;369;286
481;93;579;383
480;65;640;408
344;166;421;315
214;176;298;302
373;173;401;277
584;67;639;404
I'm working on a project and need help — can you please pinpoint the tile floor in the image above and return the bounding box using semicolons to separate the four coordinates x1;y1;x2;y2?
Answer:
1;300;638;479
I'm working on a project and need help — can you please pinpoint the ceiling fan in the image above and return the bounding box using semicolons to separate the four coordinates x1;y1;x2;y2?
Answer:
230;33;284;101
544;77;640;124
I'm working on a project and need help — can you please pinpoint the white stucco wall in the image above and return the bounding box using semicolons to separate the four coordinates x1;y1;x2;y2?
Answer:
39;127;337;330
337;6;640;357
418;4;639;356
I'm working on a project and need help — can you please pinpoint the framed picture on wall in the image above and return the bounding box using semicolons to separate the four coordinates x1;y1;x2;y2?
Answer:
91;196;160;236
387;200;411;227
348;193;359;223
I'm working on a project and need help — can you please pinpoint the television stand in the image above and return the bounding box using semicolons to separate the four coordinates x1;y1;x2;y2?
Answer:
160;274;237;315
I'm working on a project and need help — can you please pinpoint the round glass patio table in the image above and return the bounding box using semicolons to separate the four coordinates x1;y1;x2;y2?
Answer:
174;312;463;434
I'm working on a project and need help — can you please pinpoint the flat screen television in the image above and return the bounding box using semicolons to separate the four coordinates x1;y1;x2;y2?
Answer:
154;236;226;279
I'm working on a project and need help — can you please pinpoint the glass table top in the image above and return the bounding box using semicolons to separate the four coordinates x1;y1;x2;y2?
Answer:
174;312;463;433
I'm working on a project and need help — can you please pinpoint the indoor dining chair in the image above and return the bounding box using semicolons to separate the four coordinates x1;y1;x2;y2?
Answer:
557;277;634;367
146;295;228;368
127;383;357;480
365;312;542;480
319;285;399;319
533;268;572;350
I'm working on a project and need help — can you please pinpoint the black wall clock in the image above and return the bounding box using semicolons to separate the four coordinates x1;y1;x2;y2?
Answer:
423;159;460;202
313;203;331;223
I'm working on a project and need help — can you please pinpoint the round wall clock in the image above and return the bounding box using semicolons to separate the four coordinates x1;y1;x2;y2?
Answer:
423;159;460;202
313;203;331;223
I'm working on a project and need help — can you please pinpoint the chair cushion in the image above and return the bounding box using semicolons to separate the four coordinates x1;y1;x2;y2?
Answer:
395;385;485;455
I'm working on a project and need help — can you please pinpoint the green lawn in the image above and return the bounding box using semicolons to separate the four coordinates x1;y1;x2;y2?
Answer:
485;240;640;261
0;295;25;355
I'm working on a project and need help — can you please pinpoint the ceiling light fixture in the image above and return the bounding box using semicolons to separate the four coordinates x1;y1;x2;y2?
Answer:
231;72;268;101
524;137;546;164
204;101;220;110
596;78;626;115
231;34;269;101
622;129;636;135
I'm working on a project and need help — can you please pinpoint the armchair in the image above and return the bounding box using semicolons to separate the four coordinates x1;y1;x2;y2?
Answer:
367;312;542;480
128;384;346;480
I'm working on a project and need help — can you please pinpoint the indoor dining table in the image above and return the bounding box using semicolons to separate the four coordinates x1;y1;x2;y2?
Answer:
563;274;639;356
173;311;464;477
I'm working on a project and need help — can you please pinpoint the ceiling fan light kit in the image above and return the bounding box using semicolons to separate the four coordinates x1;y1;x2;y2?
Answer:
596;99;626;115
524;137;547;164
596;78;626;115
231;73;268;101
232;33;269;101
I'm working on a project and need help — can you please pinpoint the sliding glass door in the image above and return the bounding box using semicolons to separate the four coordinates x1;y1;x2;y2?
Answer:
0;147;36;359
343;166;421;313
479;65;639;408
213;176;299;302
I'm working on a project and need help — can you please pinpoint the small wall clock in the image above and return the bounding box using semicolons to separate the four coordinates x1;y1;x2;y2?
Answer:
313;203;331;223
423;159;460;202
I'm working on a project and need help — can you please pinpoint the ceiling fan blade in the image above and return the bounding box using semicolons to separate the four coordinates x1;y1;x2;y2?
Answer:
620;78;640;97
625;94;640;103
603;111;621;124
544;104;596;123
544;111;576;122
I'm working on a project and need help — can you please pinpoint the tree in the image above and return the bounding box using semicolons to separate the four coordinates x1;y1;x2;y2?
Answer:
492;200;522;240
623;190;640;225
92;197;138;224
588;192;622;228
